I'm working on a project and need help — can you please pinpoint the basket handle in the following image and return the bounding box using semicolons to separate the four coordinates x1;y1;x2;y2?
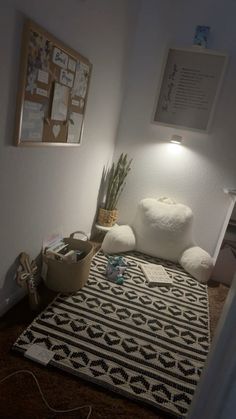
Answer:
70;231;88;241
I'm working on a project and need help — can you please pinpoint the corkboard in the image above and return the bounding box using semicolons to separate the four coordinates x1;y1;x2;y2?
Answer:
15;19;92;146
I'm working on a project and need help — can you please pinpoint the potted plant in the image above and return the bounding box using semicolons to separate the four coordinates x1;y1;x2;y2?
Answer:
97;153;132;227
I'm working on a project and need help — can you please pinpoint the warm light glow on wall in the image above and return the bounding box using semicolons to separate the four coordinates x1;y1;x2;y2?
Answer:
167;142;183;154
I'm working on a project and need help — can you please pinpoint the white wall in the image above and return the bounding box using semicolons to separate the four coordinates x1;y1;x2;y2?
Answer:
0;0;138;314
188;274;236;419
114;0;236;256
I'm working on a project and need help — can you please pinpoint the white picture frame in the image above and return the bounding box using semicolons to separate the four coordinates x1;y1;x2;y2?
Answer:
153;47;228;132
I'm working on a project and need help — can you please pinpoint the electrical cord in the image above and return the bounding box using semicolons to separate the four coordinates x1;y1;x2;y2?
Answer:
0;369;92;418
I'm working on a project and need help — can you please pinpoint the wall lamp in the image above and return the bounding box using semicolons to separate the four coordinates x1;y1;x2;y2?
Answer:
170;135;183;145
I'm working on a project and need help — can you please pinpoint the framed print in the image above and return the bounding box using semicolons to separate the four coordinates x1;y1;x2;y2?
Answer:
15;19;92;146
153;47;228;132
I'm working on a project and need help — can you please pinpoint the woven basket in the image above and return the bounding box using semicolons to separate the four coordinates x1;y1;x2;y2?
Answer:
43;232;93;293
97;208;118;227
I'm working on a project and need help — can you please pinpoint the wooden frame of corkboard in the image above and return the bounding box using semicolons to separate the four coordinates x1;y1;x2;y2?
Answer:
15;19;92;146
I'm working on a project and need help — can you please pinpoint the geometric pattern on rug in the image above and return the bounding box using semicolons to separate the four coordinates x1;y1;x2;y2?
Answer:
13;250;210;418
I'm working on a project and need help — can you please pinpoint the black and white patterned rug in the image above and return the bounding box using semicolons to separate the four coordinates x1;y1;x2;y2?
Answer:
13;251;210;418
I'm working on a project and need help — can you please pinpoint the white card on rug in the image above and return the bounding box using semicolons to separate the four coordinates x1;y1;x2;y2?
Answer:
140;263;173;287
25;344;54;366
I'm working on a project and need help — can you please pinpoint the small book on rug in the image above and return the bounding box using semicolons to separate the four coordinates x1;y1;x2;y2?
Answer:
140;263;173;287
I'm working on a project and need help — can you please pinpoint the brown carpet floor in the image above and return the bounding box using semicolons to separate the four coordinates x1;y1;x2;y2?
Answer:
0;280;229;419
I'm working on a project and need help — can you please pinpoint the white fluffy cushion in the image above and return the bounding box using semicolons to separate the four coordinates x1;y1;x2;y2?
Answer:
102;225;136;254
132;198;194;262
179;246;214;283
101;197;214;284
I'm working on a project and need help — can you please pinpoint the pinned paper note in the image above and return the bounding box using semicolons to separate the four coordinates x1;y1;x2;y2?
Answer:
72;99;80;107
51;82;69;121
72;61;90;98
68;58;76;72
53;47;68;69
37;69;49;84
36;87;48;97
67;112;83;143
60;69;74;88
20;101;44;141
